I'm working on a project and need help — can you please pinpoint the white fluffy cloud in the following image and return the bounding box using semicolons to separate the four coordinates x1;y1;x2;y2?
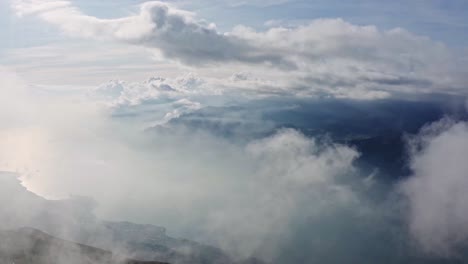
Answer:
11;0;468;99
402;119;468;256
90;74;207;126
92;74;205;106
188;129;362;258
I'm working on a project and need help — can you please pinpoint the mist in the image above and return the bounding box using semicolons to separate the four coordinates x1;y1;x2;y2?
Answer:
1;64;468;264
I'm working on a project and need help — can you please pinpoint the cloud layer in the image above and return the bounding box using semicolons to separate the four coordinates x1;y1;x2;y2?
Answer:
0;67;391;262
11;0;468;99
3;61;468;263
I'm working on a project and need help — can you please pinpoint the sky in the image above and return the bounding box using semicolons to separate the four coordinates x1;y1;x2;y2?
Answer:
1;0;468;87
2;1;468;263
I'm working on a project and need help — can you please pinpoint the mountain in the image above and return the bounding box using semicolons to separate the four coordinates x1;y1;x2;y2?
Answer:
0;172;261;264
0;227;168;264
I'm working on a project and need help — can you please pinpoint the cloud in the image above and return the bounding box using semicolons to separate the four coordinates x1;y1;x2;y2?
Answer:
89;74;207;126
1;42;164;85
401;118;468;256
218;0;293;7
12;0;468;99
92;74;205;106
5;65;468;263
0;67;379;262
200;129;361;257
12;0;290;67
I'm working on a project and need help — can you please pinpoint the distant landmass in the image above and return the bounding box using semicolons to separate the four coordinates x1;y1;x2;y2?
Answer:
0;172;265;264
0;227;168;264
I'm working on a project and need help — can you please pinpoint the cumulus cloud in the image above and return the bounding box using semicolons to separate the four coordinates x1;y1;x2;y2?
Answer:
89;74;207;126
402;118;468;256
12;0;289;67
12;0;468;99
200;129;362;257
